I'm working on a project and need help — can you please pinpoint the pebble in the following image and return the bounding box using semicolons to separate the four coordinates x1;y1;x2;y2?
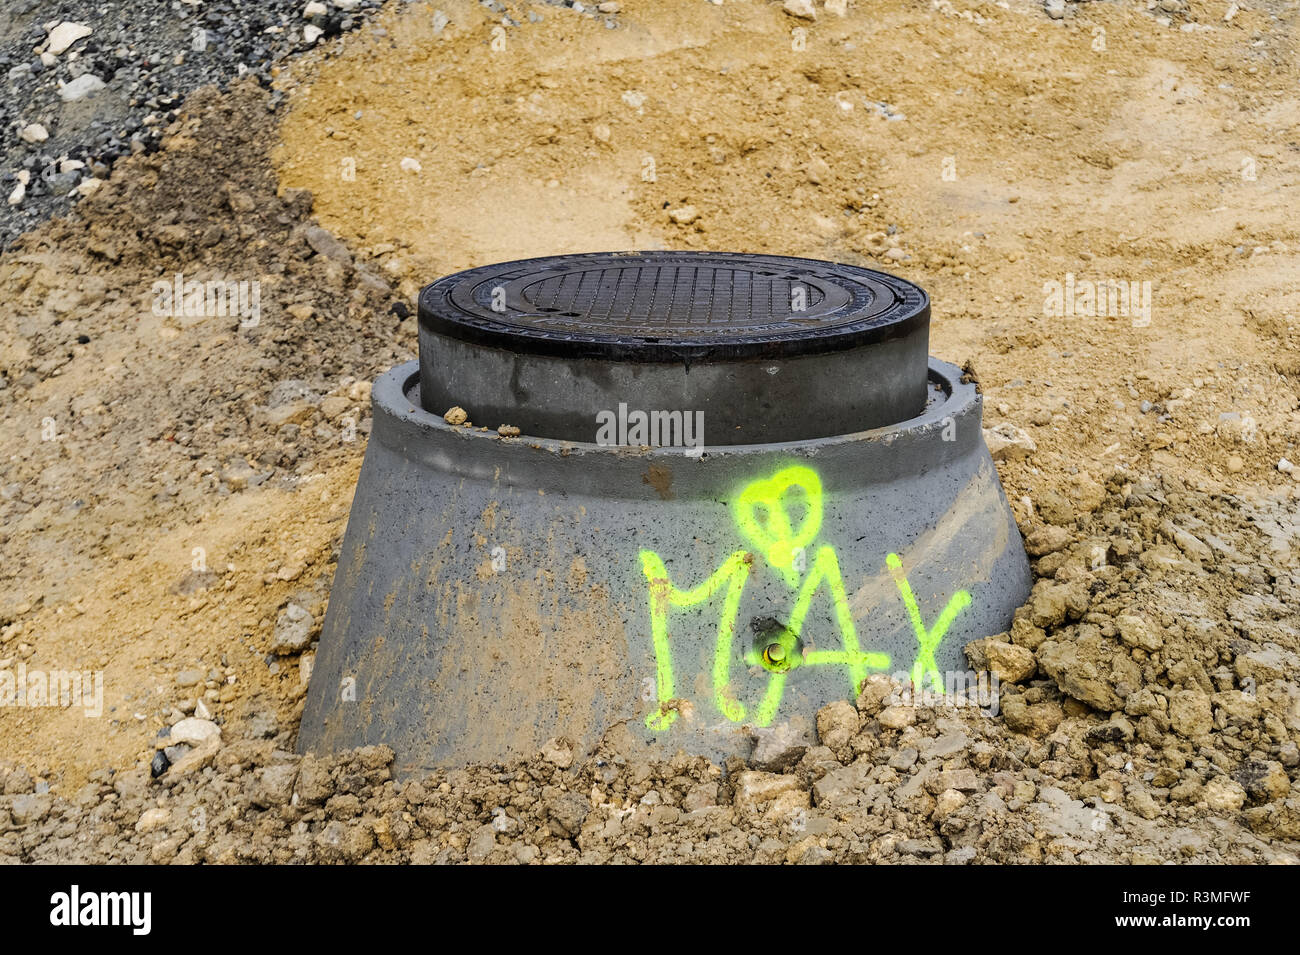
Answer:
271;602;316;655
168;717;221;747
19;124;49;144
1044;0;1066;18
45;22;93;57
783;0;817;19
58;74;106;103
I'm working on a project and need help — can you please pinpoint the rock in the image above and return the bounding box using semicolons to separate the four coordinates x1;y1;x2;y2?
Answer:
1116;614;1161;651
175;669;204;687
1280;741;1299;768
1036;626;1140;712
930;769;980;793
540;737;574;769
19;124;49;144
878;705;916;729
1035;490;1075;526
1163;522;1212;563
9;793;51;826
1168;689;1213;739
668;205;699;225
135;807;170;833
399;157;422;173
985;422;1036;460
46;22;93;56
271;603;315;655
1203;776;1247;812
304;23;325;43
251;763;298;807
889;748;919;770
467;823;497;863
749;723;807;770
1085;714;1135;743
1067;473;1106;514
547;791;589;836
782;0;817;19
1024;524;1072;556
898;838;942;857
443;406;468;426
1028;581;1086;628
302;224;353;267
934;788;966;819
1234;760;1291;803
812;764;870;808
150;751;170;778
815;699;858;750
734;771;801;811
1002;696;1063;736
58;74;106;102
1044;0;1066;18
294;755;333;805
167;737;221;776
964;637;1036;683
168;717;221;747
856;674;894;716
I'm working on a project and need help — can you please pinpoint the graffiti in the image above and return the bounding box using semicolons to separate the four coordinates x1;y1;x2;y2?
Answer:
640;465;971;730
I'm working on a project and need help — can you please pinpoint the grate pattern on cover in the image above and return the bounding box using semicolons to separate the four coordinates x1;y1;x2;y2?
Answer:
418;251;929;361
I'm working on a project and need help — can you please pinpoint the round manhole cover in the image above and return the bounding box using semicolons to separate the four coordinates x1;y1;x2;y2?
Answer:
417;251;932;443
418;251;928;362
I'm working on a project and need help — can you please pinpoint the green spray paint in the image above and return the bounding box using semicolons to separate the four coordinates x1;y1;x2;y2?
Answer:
641;465;978;728
887;553;972;695
641;465;977;730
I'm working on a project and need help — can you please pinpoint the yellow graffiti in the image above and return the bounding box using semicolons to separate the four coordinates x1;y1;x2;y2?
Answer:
887;553;972;695
643;465;976;730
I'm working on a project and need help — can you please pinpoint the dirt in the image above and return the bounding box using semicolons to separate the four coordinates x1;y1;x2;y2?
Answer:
1;0;1299;862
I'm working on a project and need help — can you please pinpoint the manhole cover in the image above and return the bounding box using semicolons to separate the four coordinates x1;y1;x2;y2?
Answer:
417;251;931;443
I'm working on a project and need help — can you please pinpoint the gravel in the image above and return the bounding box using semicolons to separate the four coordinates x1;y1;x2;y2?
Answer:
0;0;387;248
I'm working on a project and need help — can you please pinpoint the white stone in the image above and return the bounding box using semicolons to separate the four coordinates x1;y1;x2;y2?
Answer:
783;0;817;18
169;717;221;747
399;156;422;173
19;123;49;144
303;24;324;43
58;74;106;102
303;1;328;16
135;807;171;833
46;22;92;56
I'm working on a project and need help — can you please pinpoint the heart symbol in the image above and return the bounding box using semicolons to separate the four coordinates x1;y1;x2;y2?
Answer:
734;466;824;585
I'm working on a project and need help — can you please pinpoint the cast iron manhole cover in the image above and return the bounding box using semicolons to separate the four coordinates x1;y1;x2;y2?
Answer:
418;251;929;362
